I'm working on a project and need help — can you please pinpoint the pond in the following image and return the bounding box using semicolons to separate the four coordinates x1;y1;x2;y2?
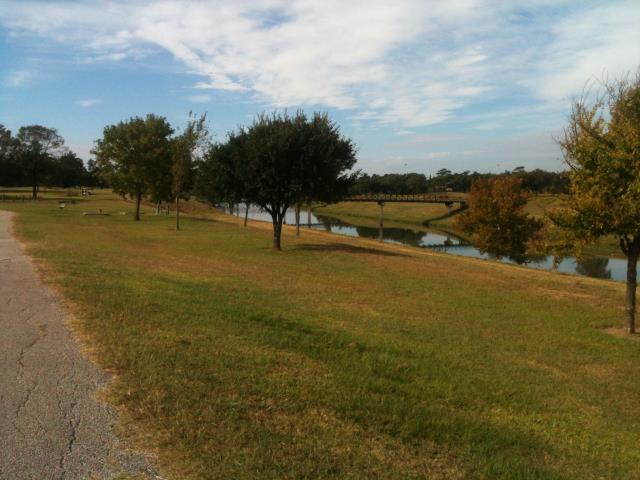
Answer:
227;206;627;282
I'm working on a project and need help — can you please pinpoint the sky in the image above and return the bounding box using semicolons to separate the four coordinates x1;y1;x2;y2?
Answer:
0;0;639;175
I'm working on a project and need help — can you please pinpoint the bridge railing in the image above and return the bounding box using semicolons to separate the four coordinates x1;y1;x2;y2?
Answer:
343;193;467;204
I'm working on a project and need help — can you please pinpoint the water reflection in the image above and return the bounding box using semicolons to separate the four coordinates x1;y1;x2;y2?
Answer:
235;207;624;282
575;257;612;279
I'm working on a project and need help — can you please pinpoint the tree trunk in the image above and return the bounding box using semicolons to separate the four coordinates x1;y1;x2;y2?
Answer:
307;205;312;228
272;213;282;250
295;203;301;236
626;248;639;334
135;193;142;221
378;201;384;240
155;201;160;216
31;163;38;200
175;196;180;231
244;202;249;227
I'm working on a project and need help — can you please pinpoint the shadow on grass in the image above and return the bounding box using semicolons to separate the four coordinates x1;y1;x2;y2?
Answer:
292;242;409;257
183;215;222;224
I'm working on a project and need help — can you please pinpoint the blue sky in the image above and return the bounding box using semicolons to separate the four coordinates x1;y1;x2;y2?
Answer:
1;0;638;175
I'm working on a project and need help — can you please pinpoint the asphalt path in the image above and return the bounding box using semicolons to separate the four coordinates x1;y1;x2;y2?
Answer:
0;210;159;479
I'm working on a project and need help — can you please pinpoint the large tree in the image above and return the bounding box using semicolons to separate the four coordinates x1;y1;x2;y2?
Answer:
457;176;542;263
15;125;65;199
555;73;640;334
93;115;173;220
199;111;357;250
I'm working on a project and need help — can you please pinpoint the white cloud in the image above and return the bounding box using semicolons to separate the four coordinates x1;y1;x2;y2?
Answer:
520;4;640;101
424;151;450;160
5;69;36;87
185;94;212;103
75;98;101;107
0;0;638;127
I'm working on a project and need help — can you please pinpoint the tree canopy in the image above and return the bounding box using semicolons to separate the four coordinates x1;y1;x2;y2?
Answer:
197;111;357;249
15;125;65;199
457;176;542;263
93;114;174;220
554;73;640;333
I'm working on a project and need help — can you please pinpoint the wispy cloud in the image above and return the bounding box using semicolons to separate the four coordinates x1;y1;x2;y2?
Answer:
1;0;638;127
185;94;212;103
75;98;101;107
5;69;37;87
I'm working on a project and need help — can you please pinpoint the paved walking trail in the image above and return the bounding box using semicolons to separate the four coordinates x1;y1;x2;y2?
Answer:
0;210;158;479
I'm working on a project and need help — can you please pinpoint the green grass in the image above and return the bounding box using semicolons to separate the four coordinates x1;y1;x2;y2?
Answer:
3;190;640;479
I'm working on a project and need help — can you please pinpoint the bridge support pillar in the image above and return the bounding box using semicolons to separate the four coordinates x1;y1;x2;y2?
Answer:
445;201;453;215
378;201;385;240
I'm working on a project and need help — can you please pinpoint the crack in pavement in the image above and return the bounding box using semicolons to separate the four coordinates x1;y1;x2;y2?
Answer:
0;210;160;479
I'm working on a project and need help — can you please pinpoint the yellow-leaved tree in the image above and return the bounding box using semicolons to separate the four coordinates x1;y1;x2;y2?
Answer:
556;72;640;334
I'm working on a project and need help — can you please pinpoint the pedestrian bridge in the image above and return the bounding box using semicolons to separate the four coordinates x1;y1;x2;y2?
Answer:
343;193;467;207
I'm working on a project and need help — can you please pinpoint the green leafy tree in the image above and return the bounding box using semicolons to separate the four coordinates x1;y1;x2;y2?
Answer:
16;125;65;199
457;176;542;263
48;151;87;188
195;132;250;216
93;115;173;220
554;73;640;333
198;111;357;250
0;125;22;187
172;112;209;230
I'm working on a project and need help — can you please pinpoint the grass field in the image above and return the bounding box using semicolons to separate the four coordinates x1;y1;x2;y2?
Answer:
2;190;640;479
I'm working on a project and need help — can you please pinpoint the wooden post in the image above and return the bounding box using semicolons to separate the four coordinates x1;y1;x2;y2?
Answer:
378;201;384;240
176;196;180;231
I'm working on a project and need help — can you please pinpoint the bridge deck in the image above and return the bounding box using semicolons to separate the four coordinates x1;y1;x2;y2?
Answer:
343;194;467;205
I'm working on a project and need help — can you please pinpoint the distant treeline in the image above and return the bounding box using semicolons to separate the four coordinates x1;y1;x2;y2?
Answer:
0;124;104;190
350;167;570;195
0;152;104;189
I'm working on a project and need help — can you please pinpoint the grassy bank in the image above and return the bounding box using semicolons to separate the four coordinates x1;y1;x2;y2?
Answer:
314;195;565;231
315;195;625;258
3;191;639;479
313;200;463;230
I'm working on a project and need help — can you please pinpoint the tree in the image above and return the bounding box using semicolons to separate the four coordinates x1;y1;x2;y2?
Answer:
0;125;22;187
48;151;87;188
198;111;357;250
457;176;542;262
172;112;209;230
93;115;173;220
85;159;107;188
15;125;65;199
195;131;251;219
554;73;640;333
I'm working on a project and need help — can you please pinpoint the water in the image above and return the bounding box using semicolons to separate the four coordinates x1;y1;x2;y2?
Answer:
227;205;627;282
